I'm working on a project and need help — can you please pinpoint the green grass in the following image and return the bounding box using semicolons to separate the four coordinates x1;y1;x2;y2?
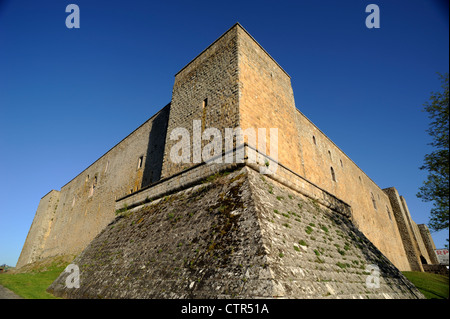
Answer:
402;271;449;299
0;263;67;299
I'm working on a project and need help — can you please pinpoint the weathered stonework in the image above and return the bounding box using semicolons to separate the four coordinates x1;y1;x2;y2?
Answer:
16;105;170;268
48;167;424;299
18;23;439;298
17;190;61;267
161;26;240;179
418;224;439;265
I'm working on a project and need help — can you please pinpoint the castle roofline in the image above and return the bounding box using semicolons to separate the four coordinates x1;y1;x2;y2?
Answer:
174;22;290;78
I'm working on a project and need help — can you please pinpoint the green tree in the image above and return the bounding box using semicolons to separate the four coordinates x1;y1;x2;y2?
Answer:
417;73;449;240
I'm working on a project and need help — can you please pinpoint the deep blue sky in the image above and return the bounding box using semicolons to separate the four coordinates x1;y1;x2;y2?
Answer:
0;0;448;267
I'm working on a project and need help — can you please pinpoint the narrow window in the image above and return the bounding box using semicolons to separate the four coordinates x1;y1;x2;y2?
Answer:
386;206;392;221
137;156;143;169
89;176;97;197
371;192;377;210
202;98;208;132
331;166;336;182
328;150;332;159
340;159;343;168
313;136;316;145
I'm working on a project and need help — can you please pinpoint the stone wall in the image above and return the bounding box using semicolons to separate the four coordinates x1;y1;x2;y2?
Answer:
383;187;423;271
422;264;448;276
293;110;410;271
237;26;301;173
418;224;439;265
116;145;352;220
48;167;424;299
16;105;170;269
16;190;60;268
160;25;240;179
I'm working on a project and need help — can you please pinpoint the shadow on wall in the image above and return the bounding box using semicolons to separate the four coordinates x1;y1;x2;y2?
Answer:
141;103;171;188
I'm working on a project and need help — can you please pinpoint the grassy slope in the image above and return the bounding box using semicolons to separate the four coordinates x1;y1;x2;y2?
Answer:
0;257;70;299
402;271;449;299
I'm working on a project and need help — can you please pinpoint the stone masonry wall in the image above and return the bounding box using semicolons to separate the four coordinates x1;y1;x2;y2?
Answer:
17;105;170;268
383;187;423;271
294;111;410;270
245;166;423;298
160;25;240;179
400;196;433;264
48;167;424;299
418;224;439;265
229;24;410;271
16;190;60;268
237;26;302;174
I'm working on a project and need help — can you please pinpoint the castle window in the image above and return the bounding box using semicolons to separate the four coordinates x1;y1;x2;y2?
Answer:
386;206;392;221
330;166;336;182
313;136;316;145
371;192;377;210
340;159;343;168
89;176;97;197
202;98;208;131
137;156;143;169
328;150;332;159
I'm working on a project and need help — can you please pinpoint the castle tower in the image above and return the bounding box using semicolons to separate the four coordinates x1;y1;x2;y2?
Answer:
418;224;439;265
160;23;302;178
383;187;424;271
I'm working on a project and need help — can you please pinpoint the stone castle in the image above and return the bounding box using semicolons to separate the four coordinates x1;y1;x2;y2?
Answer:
17;24;439;298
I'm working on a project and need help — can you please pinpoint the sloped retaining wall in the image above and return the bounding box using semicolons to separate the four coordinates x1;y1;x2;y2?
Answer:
48;167;423;299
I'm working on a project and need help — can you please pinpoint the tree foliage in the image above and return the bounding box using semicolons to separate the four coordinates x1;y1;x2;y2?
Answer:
417;73;449;233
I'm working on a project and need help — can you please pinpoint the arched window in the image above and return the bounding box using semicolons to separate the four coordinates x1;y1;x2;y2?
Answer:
331;166;336;182
313;136;316;145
